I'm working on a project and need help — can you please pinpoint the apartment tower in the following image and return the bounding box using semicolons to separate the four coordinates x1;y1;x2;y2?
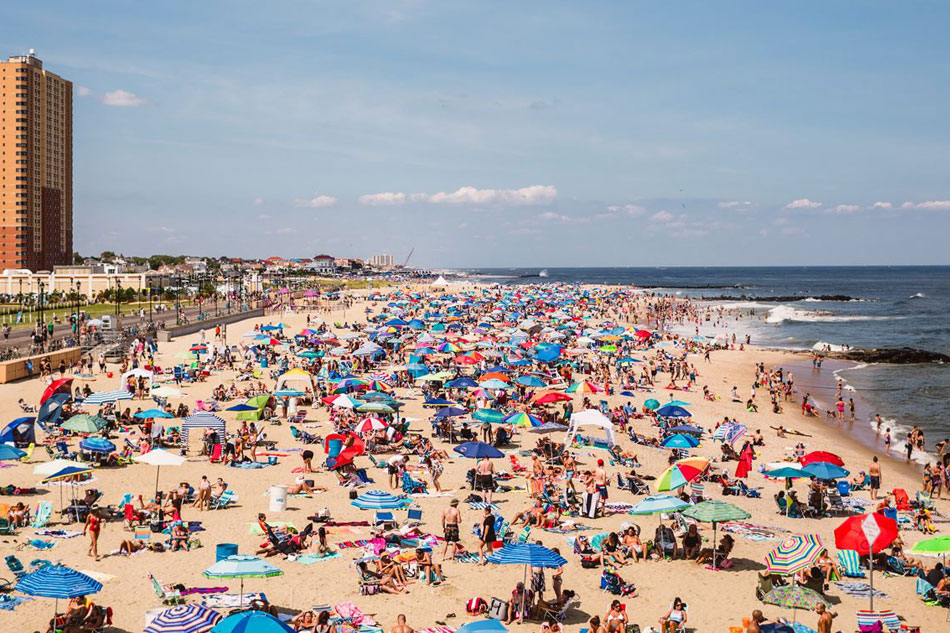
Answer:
0;50;73;271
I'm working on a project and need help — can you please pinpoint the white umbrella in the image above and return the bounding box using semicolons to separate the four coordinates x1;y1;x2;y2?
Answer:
33;459;88;477
134;449;186;497
151;386;182;398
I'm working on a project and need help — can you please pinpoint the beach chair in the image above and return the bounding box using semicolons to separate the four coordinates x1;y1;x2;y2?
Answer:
755;572;775;600
538;596;578;623
881;507;898;523
856;610;900;632
916;490;935;510
837;549;865;578
509;455;527;473
5;555;26;579
689;481;705;503
148;573;184;605
401;471;426;494
404;508;423;526
826;491;845;514
516;526;531;543
374;511;397;529
211;489;235;510
892;488;911;511
836;480;851;497
367;454;388;470
31;501;53;529
209;444;223;463
19;443;34;462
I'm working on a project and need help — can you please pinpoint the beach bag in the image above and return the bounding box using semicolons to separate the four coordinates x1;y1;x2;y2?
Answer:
349;490;359;500
360;583;381;596
581;555;599;569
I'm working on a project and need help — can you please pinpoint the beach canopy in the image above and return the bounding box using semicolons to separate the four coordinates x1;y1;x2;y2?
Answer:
454;442;504;459
765;534;826;575
144;604;223;633
487;542;568;567
629;494;690;516
211;611;294;633
351;489;411;510
565;409;616;447
182;412;226;442
16;564;102;598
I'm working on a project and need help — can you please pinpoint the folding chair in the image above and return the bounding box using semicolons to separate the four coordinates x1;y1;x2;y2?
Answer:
837;549;865;578
212;489;235;509
31;501;53;529
374;511;396;529
405;508;423;526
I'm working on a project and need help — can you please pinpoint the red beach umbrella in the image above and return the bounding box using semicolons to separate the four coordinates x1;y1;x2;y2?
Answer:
834;512;898;610
40;378;73;405
801;451;844;467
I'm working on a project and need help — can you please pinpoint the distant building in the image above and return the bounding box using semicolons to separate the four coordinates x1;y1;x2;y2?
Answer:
183;257;207;274
0;50;73;271
308;254;335;275
369;254;395;268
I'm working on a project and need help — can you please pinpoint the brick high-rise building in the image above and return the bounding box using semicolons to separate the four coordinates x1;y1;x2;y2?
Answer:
0;50;73;271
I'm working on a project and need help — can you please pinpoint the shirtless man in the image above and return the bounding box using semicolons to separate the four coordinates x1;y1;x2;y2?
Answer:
391;614;413;633
475;456;495;506
815;604;836;633
869;456;882;500
745;610;765;633
594;459;608;514
441;499;462;560
562;452;576;492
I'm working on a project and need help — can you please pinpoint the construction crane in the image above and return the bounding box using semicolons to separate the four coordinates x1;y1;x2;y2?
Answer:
402;247;415;269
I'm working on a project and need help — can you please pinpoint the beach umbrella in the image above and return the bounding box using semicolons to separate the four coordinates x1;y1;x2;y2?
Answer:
834;513;898;610
82;390;133;406
454;441;504;459
151;386;182;399
486;543;567;622
135;409;175;419
801;462;849;480
0;443;26;460
210;611;293;633
433;407;468;419
801;451;844;467
33;459;86;477
328;394;361;409
682;500;751;569
354;417;388;434
761;585;829;621
134;448;186;498
16;563;102;619
351;490;410;510
907;535;950;558
61;414;108;434
40;378;73;405
666;399;692;407
79;437;115;454
447;377;478;389
643;398;661;410
532;392;571;404
629;494;690;516
203;555;282;608
656;457;709;491
514;375;546;388
144;604;223;633
225;404;257;412
503;412;543;428
661;434;699;449
473;409;506;424
565;380;602;394
765;534;826;575
656;405;691;418
457;621;508;633
356;402;394;414
668;425;702;434
478;379;509;390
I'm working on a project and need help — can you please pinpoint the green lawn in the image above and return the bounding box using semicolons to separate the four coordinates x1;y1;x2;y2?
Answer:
0;300;199;329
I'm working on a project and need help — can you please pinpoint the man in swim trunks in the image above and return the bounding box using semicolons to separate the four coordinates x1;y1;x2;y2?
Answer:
442;499;462;560
594;459;608;513
869;456;882;500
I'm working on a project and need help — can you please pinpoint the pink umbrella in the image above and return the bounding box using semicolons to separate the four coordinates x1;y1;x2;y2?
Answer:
354;417;388;434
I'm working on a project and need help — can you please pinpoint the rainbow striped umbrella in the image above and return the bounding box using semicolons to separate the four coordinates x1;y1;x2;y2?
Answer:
565;380;602;394
656;457;709;491
365;380;392;392
765;534;826;575
503;412;543;428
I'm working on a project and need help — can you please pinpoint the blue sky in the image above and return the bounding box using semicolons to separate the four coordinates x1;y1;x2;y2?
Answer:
6;1;950;267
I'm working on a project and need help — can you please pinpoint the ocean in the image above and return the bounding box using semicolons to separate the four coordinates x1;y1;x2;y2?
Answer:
465;266;950;464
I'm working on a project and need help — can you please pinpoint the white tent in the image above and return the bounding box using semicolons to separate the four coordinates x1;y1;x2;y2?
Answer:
431;276;449;288
120;367;156;390
565;409;616;447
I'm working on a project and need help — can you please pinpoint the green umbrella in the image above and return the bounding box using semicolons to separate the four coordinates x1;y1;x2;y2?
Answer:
761;585;829;621
907;535;950;557
682;500;751;569
643;399;661;410
473;409;506;424
61;414;108;434
356;402;395;414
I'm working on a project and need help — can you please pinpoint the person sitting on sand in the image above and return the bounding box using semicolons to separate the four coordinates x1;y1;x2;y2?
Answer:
621;526;643;562
601;532;628;566
659;597;687;633
378;551;411;588
290;609;317;633
414;548;443;585
357;561;402;594
696;534;734;566
288;475;325;495
505;581;534;624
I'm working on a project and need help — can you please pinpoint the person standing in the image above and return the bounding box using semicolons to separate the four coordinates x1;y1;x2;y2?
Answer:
441;499;462;561
869;456;882;500
815;604;836;633
391;614;413;633
477;507;496;565
83;509;102;561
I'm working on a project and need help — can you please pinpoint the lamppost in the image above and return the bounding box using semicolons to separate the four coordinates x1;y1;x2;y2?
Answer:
214;274;219;317
38;281;45;330
148;285;153;324
115;278;121;316
175;274;182;325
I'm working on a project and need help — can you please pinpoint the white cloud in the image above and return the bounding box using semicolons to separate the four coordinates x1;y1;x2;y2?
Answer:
253;197;265;206
650;210;673;222
293;194;337;208
101;89;147;107
828;204;861;214
900;200;950;210
872;201;893;209
536;211;568;222
257;213;272;220
426;185;557;206
76;85;92;97
276;227;294;234
606;204;645;216
785;198;822;209
718;200;752;209
359;192;407;206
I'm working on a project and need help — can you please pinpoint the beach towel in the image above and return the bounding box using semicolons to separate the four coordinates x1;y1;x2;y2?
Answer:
202;592;266;608
336;540;370;549
28;539;55;550
834;582;889;600
603;501;635;514
411;491;454;498
855;610;900;632
454;552;481;563
467;502;500;511
335;601;376;626
720;521;789;542
34;529;81;539
229;461;269;469
294;552;340;564
417;627;456;633
0;595;31;611
180;586;229;596
78;570;116;583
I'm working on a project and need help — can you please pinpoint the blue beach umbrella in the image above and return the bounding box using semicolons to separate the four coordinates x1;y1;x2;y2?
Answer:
225;404;257;412
79;437;115;453
454;442;504;459
134;409;175;419
472;409;506;424
144;604;223;633
203;555;282;607
211;611;294;633
514;375;546;388
656;405;692;418
447;377;478;389
351;490;411;510
16;564;102;619
0;443;26;460
457;620;508;633
661;434;699;449
433;407;468;419
629;494;691;516
668;425;702;434
479;379;510;390
801;462;849;480
486;543;567;621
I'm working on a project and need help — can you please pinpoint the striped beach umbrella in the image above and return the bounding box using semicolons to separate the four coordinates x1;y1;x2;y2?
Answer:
765;534;826;575
16;564;102;598
473;408;506;423
565;380;602;394
144;604;222;633
82;389;132;406
629;494;690;516
79;437;115;454
487;543;567;622
354;417;388;434
656;457;709;491
503;412;543;428
351;490;410;510
203;555;282;608
682;500;751;569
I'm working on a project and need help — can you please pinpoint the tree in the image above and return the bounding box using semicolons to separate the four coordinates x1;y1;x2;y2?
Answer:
100;251;116;261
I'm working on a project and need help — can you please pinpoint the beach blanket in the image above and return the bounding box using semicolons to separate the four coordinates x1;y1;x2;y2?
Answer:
0;595;31;611
720;521;790;542
34;529;81;539
467;502;500;511
294;552;340;564
325;521;371;527
834;581;889;600
604;502;636;514
411;491;454;498
841;497;870;512
229;461;269;469
335;601;376;626
417;627;456;633
79;570;116;583
540;523;593;534
337;540;370;549
454;552;481;563
202;592;266;608
28;539;55;550
180;586;228;595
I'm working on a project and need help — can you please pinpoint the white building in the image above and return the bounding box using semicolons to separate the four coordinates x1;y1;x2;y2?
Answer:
369;254;395;268
307;255;336;275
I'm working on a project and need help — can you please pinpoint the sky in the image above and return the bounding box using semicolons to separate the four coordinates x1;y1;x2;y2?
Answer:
6;1;950;268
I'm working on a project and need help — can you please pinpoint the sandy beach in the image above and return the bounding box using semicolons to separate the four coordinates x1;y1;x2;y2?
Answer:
0;283;946;633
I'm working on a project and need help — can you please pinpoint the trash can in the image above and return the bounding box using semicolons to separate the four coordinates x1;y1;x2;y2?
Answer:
268;485;288;512
216;543;238;561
